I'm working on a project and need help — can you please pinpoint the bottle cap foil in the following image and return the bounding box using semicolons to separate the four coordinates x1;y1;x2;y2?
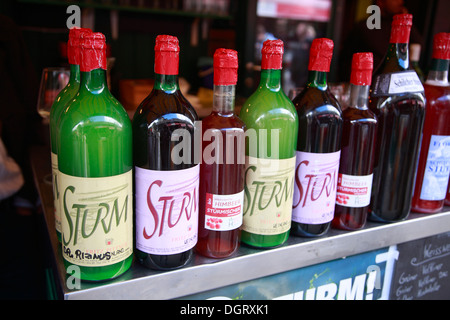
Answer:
213;48;238;86
350;52;373;86
155;35;180;75
261;39;283;70
390;14;413;44
68;27;92;66
432;32;450;60
308;38;334;72
80;32;107;72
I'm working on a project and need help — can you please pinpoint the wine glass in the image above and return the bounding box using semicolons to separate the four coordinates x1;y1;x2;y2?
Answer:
36;67;70;124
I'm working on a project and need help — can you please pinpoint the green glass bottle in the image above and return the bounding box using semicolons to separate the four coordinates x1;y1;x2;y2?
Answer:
58;32;133;281
50;27;91;243
239;39;298;248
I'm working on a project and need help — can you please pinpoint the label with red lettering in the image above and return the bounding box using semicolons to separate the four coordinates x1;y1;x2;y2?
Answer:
204;191;243;231
292;150;340;224
135;165;199;255
336;173;373;207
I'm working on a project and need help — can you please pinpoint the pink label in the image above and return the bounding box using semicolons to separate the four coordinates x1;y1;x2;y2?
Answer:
204;191;243;231
336;173;373;207
135;165;199;255
292;150;340;224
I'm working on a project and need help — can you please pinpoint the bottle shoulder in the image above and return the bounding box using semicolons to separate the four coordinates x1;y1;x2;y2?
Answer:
133;89;198;124
59;91;131;131
375;64;407;76
293;87;342;116
373;49;410;76
424;82;450;97
343;106;377;119
240;88;297;123
423;84;450;116
202;112;246;131
50;82;80;119
342;107;378;125
369;90;426;112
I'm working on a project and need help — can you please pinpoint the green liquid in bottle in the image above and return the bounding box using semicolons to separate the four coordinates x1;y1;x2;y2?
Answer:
58;33;133;281
239;40;298;248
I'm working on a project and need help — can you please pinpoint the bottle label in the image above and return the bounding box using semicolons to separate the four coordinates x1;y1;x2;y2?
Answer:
204;191;243;231
59;170;133;267
243;156;296;235
372;71;424;97
135;165;199;255
292;150;340;224
420;135;450;200
51;152;61;233
336;173;373;208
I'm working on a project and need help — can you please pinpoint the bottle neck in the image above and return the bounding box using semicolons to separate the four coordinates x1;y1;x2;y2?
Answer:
426;59;449;85
154;73;179;93
349;83;370;110
80;68;108;95
260;69;282;91
306;70;328;90
380;43;410;72
213;85;235;114
69;63;80;84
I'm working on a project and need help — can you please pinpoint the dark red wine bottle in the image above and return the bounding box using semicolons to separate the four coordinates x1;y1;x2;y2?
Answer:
291;38;343;237
369;14;425;222
133;35;199;270
332;52;377;230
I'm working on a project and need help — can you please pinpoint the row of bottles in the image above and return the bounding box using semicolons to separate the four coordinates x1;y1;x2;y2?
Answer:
49;13;449;282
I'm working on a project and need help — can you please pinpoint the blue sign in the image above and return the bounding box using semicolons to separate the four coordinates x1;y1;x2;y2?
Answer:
181;246;399;300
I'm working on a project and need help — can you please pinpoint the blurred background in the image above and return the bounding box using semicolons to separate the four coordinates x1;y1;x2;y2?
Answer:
1;0;449;106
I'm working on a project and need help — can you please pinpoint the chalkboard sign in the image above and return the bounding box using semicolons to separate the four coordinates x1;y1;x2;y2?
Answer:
390;231;450;300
